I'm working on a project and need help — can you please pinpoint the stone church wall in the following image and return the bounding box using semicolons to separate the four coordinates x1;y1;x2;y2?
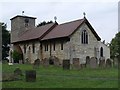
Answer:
19;41;40;63
69;23;99;64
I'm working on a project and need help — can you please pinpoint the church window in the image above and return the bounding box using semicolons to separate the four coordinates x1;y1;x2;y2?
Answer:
61;42;63;50
100;47;103;57
24;18;29;27
24;45;26;53
45;44;48;51
81;30;88;44
53;42;55;51
32;43;35;53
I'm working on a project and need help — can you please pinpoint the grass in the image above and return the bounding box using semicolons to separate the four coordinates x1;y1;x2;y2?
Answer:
2;63;118;88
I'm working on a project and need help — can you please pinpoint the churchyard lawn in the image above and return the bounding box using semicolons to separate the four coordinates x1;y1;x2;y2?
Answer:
2;63;118;88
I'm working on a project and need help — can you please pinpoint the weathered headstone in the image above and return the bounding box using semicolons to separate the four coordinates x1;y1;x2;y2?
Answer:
99;57;105;68
41;58;49;67
25;70;36;82
81;63;86;68
106;58;112;68
86;56;90;64
53;56;60;66
63;59;70;70
25;58;30;64
113;58;118;68
33;59;40;69
49;56;60;66
14;67;23;76
72;58;81;70
90;57;98;69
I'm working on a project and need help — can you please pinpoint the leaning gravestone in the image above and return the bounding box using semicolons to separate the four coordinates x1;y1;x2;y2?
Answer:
90;57;98;69
33;59;40;69
63;59;70;70
99;57;105;68
25;70;36;82
72;58;81;70
106;58;112;68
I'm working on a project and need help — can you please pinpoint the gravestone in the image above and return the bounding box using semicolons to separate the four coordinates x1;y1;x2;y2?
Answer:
106;58;112;68
42;58;49;67
63;59;70;70
99;57;105;68
113;58;118;68
25;58;30;64
33;59;40;69
53;56;60;66
81;63;86;68
90;57;98;69
25;70;36;82
72;58;81;70
14;67;23;76
86;56;90;65
49;56;60;66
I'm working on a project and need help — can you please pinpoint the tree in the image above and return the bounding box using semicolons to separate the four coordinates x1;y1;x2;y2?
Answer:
110;32;120;60
37;20;53;27
2;23;10;60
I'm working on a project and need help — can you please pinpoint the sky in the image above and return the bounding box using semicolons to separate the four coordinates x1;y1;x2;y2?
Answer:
0;0;119;43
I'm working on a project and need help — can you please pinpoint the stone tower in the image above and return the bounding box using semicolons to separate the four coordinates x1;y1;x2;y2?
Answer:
10;15;36;43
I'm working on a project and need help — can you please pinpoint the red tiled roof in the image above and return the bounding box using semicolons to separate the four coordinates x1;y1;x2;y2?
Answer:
13;17;101;43
41;19;85;40
17;23;56;42
42;18;101;41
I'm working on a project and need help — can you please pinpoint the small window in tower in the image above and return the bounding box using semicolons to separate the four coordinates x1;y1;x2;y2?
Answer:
24;18;29;27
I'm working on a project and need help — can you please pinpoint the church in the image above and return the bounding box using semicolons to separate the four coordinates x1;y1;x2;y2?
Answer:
9;14;110;65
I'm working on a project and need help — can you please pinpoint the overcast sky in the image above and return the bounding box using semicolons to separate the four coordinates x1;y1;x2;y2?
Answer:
0;0;119;43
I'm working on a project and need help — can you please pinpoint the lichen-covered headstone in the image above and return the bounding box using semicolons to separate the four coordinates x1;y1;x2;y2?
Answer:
106;58;112;68
42;58;49;67
63;59;70;70
25;70;36;82
72;58;81;70
86;56;90;66
33;59;40;69
90;57;98;69
99;57;105;68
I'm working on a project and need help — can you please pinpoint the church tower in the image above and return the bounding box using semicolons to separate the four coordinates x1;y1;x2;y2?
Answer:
10;15;36;43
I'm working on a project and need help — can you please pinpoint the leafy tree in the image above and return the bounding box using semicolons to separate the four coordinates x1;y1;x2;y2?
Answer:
12;50;22;63
2;23;10;60
37;20;53;27
110;32;120;60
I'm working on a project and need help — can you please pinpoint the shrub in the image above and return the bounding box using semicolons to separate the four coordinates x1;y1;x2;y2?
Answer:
12;50;22;63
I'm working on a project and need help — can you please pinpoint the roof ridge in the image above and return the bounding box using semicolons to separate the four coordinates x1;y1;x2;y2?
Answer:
59;18;84;25
36;22;55;28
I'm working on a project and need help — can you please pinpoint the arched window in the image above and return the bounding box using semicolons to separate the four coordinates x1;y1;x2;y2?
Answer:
81;30;88;44
100;47;103;57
